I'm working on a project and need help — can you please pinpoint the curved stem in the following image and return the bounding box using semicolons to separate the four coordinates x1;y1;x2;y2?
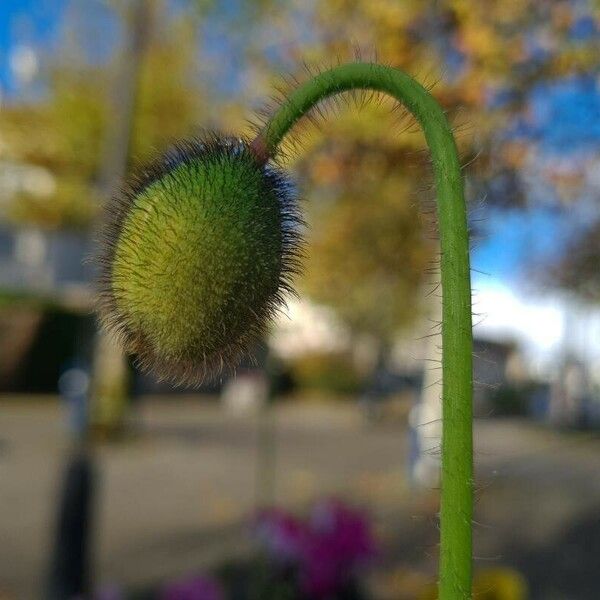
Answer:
255;63;473;599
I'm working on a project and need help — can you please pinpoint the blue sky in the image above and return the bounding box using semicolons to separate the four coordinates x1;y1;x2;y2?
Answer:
0;0;67;94
471;208;564;283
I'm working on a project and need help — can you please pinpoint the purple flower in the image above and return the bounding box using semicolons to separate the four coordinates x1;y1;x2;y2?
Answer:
161;575;224;600
254;508;309;563
311;500;377;562
253;500;377;599
300;500;377;598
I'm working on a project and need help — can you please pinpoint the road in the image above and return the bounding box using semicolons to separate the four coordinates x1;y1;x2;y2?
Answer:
1;397;599;599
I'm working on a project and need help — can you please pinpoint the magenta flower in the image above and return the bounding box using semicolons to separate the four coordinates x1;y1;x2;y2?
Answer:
254;500;377;599
254;508;309;563
300;500;377;598
161;575;224;600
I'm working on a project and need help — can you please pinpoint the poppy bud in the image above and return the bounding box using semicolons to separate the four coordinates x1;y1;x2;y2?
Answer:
97;134;302;385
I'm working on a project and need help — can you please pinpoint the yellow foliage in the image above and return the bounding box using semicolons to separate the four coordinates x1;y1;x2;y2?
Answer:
418;567;528;600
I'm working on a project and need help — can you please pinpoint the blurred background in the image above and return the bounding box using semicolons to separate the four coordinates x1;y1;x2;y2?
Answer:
0;0;599;598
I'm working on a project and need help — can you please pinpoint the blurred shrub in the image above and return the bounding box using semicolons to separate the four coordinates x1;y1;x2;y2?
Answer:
286;352;363;396
8;177;100;230
489;384;534;416
0;304;92;393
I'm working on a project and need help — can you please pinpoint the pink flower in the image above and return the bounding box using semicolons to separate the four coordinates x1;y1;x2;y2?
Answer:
300;500;377;598
254;508;309;563
253;500;377;599
310;499;377;564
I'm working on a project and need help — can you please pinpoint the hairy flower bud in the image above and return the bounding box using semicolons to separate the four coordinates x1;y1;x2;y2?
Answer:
97;134;301;385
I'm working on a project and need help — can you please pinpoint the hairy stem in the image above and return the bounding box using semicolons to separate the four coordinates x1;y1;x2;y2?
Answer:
255;63;473;599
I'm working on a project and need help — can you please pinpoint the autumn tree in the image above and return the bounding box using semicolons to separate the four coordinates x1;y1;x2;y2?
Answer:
0;0;205;230
549;219;600;302
234;0;600;346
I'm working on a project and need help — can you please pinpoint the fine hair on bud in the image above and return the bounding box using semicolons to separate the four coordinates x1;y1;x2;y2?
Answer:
96;133;303;386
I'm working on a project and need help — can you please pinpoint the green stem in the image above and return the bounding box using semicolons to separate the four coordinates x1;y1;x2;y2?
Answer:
255;63;473;599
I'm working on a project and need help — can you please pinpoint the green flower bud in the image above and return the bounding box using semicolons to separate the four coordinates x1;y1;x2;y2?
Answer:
97;134;302;385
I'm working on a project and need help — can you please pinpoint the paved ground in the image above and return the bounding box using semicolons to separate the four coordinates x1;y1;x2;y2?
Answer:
1;397;599;599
